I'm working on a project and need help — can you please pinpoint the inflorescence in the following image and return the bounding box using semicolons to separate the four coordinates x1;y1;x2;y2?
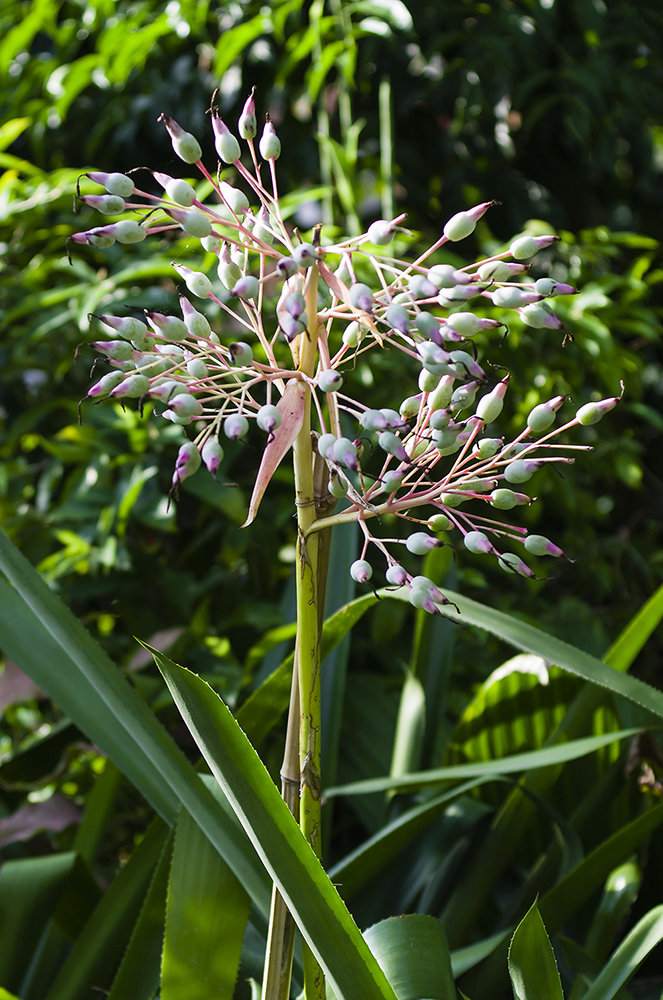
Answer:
70;89;622;614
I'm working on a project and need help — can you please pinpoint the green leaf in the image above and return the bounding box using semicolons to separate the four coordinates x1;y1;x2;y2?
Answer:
0;531;271;920
325;729;643;797
161;797;250;1000
508;901;564;1000
150;647;398;1000
363;916;455;1000
581;905;663;1000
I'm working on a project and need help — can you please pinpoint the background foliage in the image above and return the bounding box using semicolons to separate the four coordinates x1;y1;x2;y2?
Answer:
1;1;662;997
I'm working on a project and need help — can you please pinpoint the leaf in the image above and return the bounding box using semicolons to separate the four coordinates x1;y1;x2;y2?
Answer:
161;796;250;1000
363;915;455;1000
325;729;643;797
581;905;663;1000
150;646;399;1000
243;378;307;526
508;901;564;1000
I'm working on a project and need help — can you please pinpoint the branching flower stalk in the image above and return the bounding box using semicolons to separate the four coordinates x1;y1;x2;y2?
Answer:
71;89;621;1000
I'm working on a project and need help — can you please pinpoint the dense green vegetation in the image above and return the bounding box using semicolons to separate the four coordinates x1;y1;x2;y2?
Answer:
1;2;662;999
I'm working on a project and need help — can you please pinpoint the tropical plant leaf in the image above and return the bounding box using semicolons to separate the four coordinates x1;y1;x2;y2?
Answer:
363;915;455;1000
150;645;399;1000
508;900;564;1000
581;904;663;1000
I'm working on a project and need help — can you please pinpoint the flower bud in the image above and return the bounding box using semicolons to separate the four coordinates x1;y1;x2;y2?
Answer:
172;263;213;298
217;244;242;290
509;234;560;260
280;315;306;342
367;220;396;245
257;404;282;433
87;370;127;398
417;341;451;376
238;88;257;139
180;298;212;338
146;312;189;342
504;459;541;483
359;409;388;432
232;275;260;300
378;431;409;463
438;284;477;305
186;358;209;379
428;264;472;289
519;302;563;330
148;379;181;402
385;302;411;334
490;488;529;509
92;340;134;361
448;351;485;379
451;380;479;411
342;321;360;348
419;369;441;393
399;395;421;420
292;243;316;268
408;588;439;614
576;391;621;426
380;470;405;494
212;113;241;163
229;342;253;366
534;277;576;296
79;193;126;214
166;208;212;239
443;201;492;242
328;471;348;498
159;115;202;163
317;433;337;459
428;513;452;532
86;171;135;198
499;552;535;577
464;530;492;554
153;173;196;207
415;312;441;340
284;291;307;319
475;377;509;423
386;564;407;586
429;408;451;431
477;437;502;459
219;180;250;216
332;436;358;471
405;532;440;555
408;274;439;299
224;414;249;440
167;393;203;418
349;283;374;312
350;559;373;584
477;260;526;282
524;534;564;557
71;227;117;249
259;119;281;160
527;395;565;433
110;373;150;398
490;287;542;309
318;369;343;393
276;256;298;278
201;437;224;474
172;441;201;485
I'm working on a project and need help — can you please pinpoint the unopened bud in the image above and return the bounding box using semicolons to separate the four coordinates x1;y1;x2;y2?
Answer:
576;387;622;426
224;414;249;440
499;552;535;577
385;302;411;334
527;395;565;433
201;437;224;474
349;283;374;312
212;113;241;163
259;118;281;160
475;377;509;424
524;534;564;557
238;88;257;140
86;171;135;198
491;287;542;309
229;342;253;366
366;219;396;245
405;532;440;555
464;530;492;554
257;404;282;433
443;201;493;242
146;312;189;342
318;369;343;393
350;559;373;584
490;488;529;509
79;193;126;215
519;302;563;330
332;436;358;471
172;263;213;298
232;275;260;300
292;243;316;268
87;370;126;398
509;234;559;260
158;115;202;164
172;441;201;484
504;458;542;484
110;373;150;398
386;564;407;586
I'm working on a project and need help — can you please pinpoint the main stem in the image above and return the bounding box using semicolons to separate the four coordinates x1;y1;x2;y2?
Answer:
292;264;326;1000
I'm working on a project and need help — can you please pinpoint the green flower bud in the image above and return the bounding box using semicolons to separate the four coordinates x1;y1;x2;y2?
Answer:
443;201;492;242
202;437;224;474
386;564;407;586
350;283;374;312
158;115;202;164
406;532;440;555
490;488;526;509
110;373;150;398
86;171;135;198
524;534;564;557
527;395;564;433
350;559;373;583
257;404;282;433
477;437;502;458
229;342;253;366
224;414;249;440
172;263;213;298
238;89;257;139
168;208;212;239
318;369;343;393
232;275;260;300
464;530;492;554
259;119;281;160
504;459;541;483
475;377;509;423
428;513;452;532
212;113;241;163
342;321;361;347
186;358;209;379
509;234;559;260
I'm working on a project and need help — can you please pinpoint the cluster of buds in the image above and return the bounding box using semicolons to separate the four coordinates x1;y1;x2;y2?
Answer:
71;90;622;613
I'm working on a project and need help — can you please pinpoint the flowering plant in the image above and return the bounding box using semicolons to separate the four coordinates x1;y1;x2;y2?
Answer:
70;89;623;1000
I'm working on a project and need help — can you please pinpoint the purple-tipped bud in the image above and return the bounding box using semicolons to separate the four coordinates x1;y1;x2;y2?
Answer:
258;118;281;160
385;302;411;334
386;564;408;586
509;234;560;260
292;243;316;268
477;437;502;459
380;408;409;430
145;312;189;342
443;201;493;242
349;283;374;312
417;341;451;376
276;256;298;278
238;88;257;139
519;302;563;330
186;357;208;379
332;436;358;471
359;409;389;432
490;488;529;509
318;369;343;393
158;115;202;163
380;470;405;493
405;532;440;555
350;559;373;584
499;552;535;577
70;227;117;249
87;370;127;398
476;376;509;424
527;395;565;433
428;513;452;532
476;260;527;282
232;275;260;300
166;208;212;239
448;351;485;380
180;298;212;338
110;373;150;398
428;264;473;289
211;112;241;163
451;381;479;411
92;340;135;362
168;393;203;418
157;174;197;207
416;312;441;340
408;274;439;299
464;530;493;554
280;314;306;342
172;441;201;485
172;263;213;298
399;395;422;420
86;171;135;198
148;379;181;402
257;404;282;433
217;243;242;290
408;587;439;614
284;291;306;319
79;193;126;215
534;277;576;297
223;414;249;440
524;534;564;558
201;437;224;474
317;433;337;459
576;389;622;426
491;286;542;309
504;458;542;484
229;342;253;366
367;220;396;245
378;431;409;463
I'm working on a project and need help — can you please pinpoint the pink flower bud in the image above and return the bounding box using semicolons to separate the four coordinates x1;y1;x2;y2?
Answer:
172;263;213;298
534;277;576;296
527;395;565;433
350;560;373;584
87;371;126;398
475;376;509;424
231;275;260;300
292;243;316;268
509;234;560;260
238;88;257;139
212;112;241;163
258;118;281;160
524;534;564;557
499;552;535;577
443;201;493;242
158;115;202;164
172;441;201;484
92;340;134;361
332;436;358;471
201;437;224;474
405;532;440;555
350;283;373;312
223;414;249;440
490;287;542;309
110;373;150;398
85;171;135;197
78;193;126;214
386;564;407;586
490;488;530;509
464;530;493;554
576;387;622;426
519;302;563;330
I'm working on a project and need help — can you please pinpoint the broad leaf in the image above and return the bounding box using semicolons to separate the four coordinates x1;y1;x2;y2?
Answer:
508;901;563;1000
